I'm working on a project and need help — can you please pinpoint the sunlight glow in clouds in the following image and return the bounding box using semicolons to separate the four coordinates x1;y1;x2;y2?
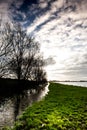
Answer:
27;0;87;81
1;0;87;81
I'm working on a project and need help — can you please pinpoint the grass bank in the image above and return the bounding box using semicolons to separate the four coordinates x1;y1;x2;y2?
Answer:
4;83;87;130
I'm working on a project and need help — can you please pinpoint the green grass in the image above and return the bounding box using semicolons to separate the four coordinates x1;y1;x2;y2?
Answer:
4;83;87;130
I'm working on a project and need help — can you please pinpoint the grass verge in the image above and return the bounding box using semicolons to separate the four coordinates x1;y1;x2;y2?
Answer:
3;83;87;130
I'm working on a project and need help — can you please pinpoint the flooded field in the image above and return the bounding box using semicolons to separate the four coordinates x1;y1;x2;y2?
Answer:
0;83;49;128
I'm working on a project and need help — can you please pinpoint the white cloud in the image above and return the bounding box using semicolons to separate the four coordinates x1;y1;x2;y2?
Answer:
1;0;87;80
26;0;87;80
0;0;24;23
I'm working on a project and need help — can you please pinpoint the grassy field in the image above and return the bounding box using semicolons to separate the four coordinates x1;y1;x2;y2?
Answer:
4;83;87;130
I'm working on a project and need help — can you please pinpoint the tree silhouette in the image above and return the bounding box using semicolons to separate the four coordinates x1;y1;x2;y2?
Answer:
0;23;47;121
0;23;47;82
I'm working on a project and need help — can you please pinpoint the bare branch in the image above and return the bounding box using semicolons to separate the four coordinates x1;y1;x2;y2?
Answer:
0;23;47;82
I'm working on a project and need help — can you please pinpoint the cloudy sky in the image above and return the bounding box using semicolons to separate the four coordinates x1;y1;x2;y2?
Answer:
0;0;87;81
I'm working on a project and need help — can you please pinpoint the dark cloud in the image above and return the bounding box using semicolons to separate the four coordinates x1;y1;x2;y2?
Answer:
2;0;86;30
8;0;61;24
1;0;87;23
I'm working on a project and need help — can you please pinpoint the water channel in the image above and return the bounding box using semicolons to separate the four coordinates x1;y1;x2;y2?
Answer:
0;83;49;128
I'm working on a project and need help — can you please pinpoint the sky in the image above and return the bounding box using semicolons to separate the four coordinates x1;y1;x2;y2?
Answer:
0;0;87;81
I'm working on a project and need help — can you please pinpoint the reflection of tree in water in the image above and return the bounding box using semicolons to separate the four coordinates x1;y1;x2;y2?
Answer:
14;95;21;121
0;82;49;128
13;83;49;121
0;83;49;128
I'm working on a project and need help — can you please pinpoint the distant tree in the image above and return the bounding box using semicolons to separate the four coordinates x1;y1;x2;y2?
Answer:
0;23;47;82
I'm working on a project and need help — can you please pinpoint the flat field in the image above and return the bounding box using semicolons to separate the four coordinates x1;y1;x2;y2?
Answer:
5;83;87;130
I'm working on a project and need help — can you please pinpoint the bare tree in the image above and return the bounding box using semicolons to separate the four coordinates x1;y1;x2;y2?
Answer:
0;23;14;77
0;23;47;82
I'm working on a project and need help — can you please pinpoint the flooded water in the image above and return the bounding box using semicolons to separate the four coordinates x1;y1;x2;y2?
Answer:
58;82;87;87
0;83;49;128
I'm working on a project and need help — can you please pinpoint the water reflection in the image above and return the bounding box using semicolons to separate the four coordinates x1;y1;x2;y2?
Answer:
0;83;49;128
